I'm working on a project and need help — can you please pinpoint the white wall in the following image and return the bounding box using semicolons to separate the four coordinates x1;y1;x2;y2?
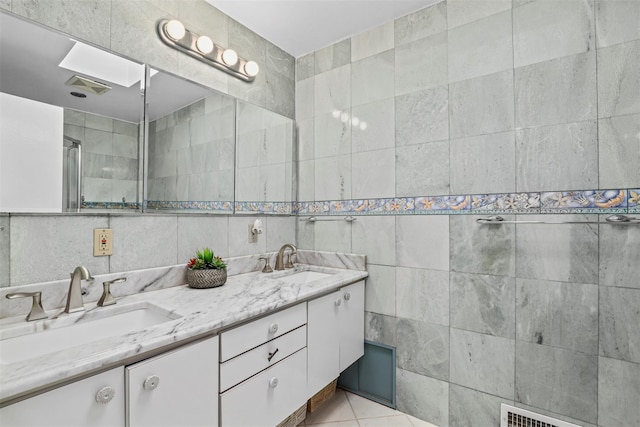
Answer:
0;92;63;212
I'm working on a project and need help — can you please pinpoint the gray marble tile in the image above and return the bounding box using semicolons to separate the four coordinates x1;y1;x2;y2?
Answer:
363;264;395;316
178;0;227;46
297;118;314;161
598;357;640;427
395;2;447;46
351;98;395;153
515;215;598;284
227;216;266;257
396;368;449;427
296;250;366;271
395;85;449;146
0;216;9;287
450;131;515;194
395;32;448;96
314;64;351;116
351;216;396;266
396;140;450;196
516;278;598;354
351;148;395;199
351;21;394;62
514;403;598;427
265;217;296;253
296;53;315;81
451;272;516;339
597;40;640;118
10;215;109;286
596;0;640;48
447;0;512;29
314;155;351;201
110;216;178;272
396;215;449;271
85;114;113;132
450;328;515;399
396;267;449;326
365;312;396;347
176;216;229;262
448;10;513;83
315;39;350;74
84;128;113;156
228;18;266;75
450;215;516;277
599;286;640;363
83;178;111;202
515;51;597;128
351;50;394;107
228;70;266;109
295;220;314;250
266;43;295;82
513;0;595;68
110;0;178;75
295;77;314;121
64;109;85;126
515;341;598;424
515;120;598;192
449;70;514;139
397;319;449;381
12;0;111;49
599;217;640;289
297;160;315;201
314;112;351;158
0;0;10;11
450;384;513;427
266;71;295;119
313;221;352;254
599;114;640;189
113;134;138;160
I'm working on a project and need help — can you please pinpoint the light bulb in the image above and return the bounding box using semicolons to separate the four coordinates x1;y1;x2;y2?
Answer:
359;121;368;131
244;60;259;77
196;36;214;54
165;20;185;41
222;49;238;66
340;113;349;123
332;110;341;119
351;117;360;126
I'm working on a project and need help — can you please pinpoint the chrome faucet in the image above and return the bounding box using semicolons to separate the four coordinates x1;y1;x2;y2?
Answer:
64;266;93;313
274;243;297;271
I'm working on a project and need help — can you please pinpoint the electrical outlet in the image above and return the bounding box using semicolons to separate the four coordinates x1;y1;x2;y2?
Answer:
94;228;113;256
248;224;258;243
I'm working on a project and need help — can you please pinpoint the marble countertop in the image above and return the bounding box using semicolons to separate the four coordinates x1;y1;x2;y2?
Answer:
0;264;367;403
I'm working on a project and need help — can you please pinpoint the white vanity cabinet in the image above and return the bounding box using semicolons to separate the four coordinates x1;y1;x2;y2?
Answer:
0;366;124;427
125;336;218;427
307;280;365;397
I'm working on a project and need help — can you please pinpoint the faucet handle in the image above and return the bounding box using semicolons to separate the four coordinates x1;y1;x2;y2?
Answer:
284;251;297;269
97;277;126;307
258;256;273;273
6;292;48;321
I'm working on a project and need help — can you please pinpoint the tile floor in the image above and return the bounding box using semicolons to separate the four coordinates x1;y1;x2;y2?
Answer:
299;389;438;427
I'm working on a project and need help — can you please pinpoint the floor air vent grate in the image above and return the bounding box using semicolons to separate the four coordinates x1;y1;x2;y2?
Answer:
501;404;580;427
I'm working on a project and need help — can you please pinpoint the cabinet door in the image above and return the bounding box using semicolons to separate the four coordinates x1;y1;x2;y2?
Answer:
307;290;340;397
0;367;124;427
339;281;365;372
126;336;218;427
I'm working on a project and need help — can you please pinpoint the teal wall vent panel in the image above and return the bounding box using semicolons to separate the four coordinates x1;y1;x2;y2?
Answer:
337;340;396;409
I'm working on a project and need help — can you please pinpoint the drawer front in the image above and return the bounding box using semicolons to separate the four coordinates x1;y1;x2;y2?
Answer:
220;303;306;362
220;325;306;392
221;348;307;427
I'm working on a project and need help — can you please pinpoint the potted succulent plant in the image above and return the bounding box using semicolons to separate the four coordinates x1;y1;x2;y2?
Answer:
186;248;227;289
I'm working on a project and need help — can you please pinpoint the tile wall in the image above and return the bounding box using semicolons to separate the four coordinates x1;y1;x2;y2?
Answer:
295;1;639;426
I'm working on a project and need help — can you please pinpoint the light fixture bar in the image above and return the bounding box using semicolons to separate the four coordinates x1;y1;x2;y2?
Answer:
156;19;258;82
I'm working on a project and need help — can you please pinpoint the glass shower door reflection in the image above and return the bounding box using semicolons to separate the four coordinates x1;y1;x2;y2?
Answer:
63;136;81;212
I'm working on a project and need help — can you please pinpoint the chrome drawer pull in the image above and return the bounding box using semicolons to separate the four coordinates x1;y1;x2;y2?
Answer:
344;292;351;301
95;386;115;404
269;377;279;388
335;298;342;306
269;323;279;334
143;375;160;391
267;348;279;362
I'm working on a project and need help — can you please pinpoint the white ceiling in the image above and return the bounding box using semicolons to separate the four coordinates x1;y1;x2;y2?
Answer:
205;0;441;57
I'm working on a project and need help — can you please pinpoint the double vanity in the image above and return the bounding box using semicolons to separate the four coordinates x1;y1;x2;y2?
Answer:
0;253;367;426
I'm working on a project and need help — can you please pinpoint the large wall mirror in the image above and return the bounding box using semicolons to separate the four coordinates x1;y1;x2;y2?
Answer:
0;11;144;212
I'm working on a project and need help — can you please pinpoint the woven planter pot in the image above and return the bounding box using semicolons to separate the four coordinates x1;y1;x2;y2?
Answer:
186;268;227;289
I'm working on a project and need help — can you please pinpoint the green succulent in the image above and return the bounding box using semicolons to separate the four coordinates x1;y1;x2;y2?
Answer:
187;247;226;270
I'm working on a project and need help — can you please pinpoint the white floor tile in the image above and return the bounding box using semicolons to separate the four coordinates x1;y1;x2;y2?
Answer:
345;392;400;419
406;414;439;427
306;390;357;425
358;414;414;426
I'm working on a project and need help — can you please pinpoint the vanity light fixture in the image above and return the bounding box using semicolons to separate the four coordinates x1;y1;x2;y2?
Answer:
157;19;258;82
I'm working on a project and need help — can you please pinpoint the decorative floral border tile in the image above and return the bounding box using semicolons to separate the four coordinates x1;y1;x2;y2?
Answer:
628;189;640;213
234;202;293;214
82;201;140;210
145;200;233;212
415;195;472;213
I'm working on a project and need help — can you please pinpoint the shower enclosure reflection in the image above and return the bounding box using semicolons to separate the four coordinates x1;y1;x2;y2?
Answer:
62;136;82;212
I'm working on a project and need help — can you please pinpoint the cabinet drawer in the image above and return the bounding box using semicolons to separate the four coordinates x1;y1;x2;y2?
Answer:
220;325;306;392
220;303;306;362
220;348;307;427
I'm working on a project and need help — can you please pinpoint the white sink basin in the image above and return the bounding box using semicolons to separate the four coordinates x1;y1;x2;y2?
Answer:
275;270;333;284
0;303;180;365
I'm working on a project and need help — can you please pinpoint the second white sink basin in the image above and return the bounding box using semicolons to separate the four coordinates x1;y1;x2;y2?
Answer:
275;270;333;284
0;303;180;365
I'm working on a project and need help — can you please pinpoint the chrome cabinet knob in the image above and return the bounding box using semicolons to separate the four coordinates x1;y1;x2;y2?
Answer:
269;377;279;388
143;375;160;391
335;298;342;306
269;323;279;334
344;292;351;301
95;386;115;404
